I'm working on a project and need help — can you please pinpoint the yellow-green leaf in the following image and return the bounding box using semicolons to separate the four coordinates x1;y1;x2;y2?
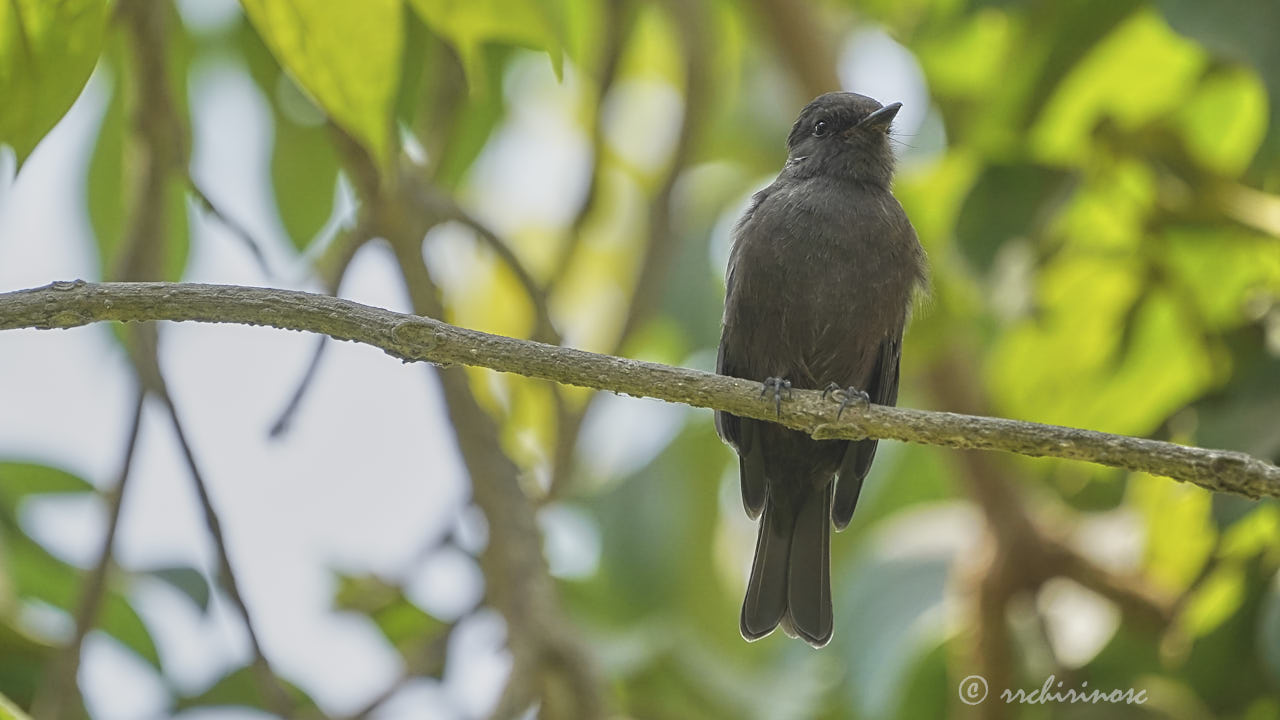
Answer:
1180;564;1246;637
1030;10;1205;164
0;0;108;167
0;691;33;720
1175;66;1269;177
239;0;402;164
1128;473;1216;594
408;0;563;88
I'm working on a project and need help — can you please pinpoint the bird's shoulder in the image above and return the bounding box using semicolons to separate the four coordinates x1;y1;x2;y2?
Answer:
733;177;913;255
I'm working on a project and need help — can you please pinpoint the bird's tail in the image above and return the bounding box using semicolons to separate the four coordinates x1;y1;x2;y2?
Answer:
740;484;833;647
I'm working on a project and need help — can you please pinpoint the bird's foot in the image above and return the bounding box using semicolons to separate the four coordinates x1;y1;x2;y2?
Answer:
760;377;792;418
822;383;870;420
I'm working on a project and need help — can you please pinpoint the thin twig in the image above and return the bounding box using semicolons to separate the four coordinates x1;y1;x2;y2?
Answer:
159;391;299;719
3;281;1278;499
377;197;605;719
269;222;373;437
409;178;578;502
269;335;329;438
342;627;454;720
329;119;605;716
97;6;294;714
410;180;560;345
186;178;275;279
30;391;146;720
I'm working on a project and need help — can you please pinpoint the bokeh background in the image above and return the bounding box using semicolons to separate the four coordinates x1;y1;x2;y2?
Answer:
2;0;1279;718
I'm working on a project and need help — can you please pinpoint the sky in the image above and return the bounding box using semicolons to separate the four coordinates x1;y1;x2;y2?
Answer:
0;3;934;717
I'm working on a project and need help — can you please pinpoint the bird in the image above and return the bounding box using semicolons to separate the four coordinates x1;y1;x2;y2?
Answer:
715;92;927;647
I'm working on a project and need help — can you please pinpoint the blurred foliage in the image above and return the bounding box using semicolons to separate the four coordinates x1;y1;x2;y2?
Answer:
0;691;33;720
0;0;107;167
2;0;1279;718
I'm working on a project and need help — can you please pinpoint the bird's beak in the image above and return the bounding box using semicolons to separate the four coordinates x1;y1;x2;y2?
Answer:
854;102;902;131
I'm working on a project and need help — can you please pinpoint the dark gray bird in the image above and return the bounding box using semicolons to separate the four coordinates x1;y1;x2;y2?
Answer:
715;92;927;647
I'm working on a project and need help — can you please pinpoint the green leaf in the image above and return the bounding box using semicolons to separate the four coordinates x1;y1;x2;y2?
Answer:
1;531;160;669
87;50;126;274
1174;66;1269;177
237;20;339;251
952;0;1143;152
1162;227;1280;330
0;690;34;720
1182;564;1247;637
408;0;564;88
1263;570;1280;689
892;642;950;720
1193;333;1280;462
239;0;403;165
174;664;316;711
269;86;340;252
1156;0;1280;167
333;573;447;664
1029;9;1205;163
1180;556;1277;706
1129;473;1216;594
955;163;1075;274
989;266;1216;436
427;50;506;188
0;463;95;509
1220;506;1280;560
839;506;966;719
574;422;725;632
0;0;108;167
144;566;211;614
0;620;57;711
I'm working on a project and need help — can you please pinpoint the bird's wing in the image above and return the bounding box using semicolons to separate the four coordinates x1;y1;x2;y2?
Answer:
715;185;780;519
832;335;900;529
716;308;769;519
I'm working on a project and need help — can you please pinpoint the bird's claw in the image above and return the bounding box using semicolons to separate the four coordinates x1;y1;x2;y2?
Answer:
823;383;870;420
761;377;792;418
821;382;842;402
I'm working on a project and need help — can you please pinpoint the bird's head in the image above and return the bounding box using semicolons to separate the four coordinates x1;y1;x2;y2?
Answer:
785;92;901;186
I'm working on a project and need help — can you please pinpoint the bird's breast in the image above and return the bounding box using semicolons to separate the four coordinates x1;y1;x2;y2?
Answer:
725;182;916;385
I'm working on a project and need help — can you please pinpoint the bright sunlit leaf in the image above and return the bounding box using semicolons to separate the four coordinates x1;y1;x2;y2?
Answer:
1221;505;1280;559
0;692;33;720
408;0;564;88
0;0;107;167
1181;564;1246;637
239;0;402;164
1129;473;1216;594
1030;10;1205;163
237;22;340;251
1176;66;1269;177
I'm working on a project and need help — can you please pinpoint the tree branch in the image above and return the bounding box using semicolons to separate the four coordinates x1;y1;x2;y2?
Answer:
379;200;604;720
2;280;1277;499
30;391;145;720
158;391;300;719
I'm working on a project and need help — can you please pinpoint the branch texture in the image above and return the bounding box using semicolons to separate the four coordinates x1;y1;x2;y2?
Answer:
3;280;1278;499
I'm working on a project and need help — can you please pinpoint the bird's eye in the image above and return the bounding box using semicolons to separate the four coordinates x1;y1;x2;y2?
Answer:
812;120;828;137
